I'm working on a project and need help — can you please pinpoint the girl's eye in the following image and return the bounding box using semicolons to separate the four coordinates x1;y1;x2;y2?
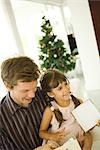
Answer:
65;81;69;86
58;86;62;90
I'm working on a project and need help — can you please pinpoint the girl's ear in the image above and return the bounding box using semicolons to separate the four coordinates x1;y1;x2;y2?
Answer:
47;92;54;98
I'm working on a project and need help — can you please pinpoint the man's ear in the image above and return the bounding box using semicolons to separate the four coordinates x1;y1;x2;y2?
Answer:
3;81;11;91
47;92;54;98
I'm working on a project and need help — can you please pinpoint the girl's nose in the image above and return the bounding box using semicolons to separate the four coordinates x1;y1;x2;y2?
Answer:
64;85;70;92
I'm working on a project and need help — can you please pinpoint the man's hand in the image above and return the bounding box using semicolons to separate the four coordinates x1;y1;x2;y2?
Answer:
49;128;66;143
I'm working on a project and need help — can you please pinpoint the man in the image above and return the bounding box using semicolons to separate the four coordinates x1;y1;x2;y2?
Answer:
0;56;52;150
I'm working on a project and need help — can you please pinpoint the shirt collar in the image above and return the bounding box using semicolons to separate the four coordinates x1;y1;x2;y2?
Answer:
6;93;21;115
6;92;39;115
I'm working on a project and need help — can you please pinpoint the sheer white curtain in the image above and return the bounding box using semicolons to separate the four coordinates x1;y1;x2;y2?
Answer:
0;0;20;100
10;0;69;66
0;0;20;62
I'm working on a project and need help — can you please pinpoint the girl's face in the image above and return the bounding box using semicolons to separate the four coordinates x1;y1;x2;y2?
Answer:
49;81;70;105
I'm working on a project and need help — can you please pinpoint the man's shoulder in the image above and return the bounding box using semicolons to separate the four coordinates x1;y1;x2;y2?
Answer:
0;96;7;121
0;94;9;117
35;87;44;100
0;95;7;107
35;87;47;105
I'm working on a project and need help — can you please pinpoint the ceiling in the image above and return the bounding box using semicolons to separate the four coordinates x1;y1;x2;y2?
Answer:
22;0;67;6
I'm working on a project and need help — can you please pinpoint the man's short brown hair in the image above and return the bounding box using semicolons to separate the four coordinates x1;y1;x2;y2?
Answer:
1;56;40;89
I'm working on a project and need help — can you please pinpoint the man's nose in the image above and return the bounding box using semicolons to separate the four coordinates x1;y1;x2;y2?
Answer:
28;91;35;98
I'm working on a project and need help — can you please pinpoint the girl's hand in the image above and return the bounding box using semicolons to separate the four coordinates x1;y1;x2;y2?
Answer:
97;120;100;126
34;144;53;150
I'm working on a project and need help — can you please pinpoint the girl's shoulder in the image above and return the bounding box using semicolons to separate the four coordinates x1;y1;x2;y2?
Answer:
43;106;54;116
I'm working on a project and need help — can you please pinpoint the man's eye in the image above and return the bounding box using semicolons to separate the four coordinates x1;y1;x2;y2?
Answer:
22;90;28;93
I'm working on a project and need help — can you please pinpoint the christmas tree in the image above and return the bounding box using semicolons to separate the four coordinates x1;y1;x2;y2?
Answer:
39;16;76;73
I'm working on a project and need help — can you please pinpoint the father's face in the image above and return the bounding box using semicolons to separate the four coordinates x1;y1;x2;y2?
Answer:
10;80;38;107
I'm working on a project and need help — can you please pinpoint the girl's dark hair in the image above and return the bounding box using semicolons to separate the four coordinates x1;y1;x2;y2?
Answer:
71;94;81;108
40;69;69;96
40;69;80;126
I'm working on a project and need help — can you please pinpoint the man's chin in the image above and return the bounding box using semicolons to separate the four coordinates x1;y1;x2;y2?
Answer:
22;100;32;107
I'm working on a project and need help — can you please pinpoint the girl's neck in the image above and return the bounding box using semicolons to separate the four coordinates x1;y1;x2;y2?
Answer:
57;98;71;107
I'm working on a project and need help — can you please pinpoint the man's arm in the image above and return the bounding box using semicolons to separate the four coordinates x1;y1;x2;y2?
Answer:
0;129;17;150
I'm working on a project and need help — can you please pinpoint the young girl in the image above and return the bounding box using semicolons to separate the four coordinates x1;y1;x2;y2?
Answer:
39;69;93;150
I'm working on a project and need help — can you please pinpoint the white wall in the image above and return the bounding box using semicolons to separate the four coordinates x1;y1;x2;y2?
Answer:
66;2;100;148
67;0;100;91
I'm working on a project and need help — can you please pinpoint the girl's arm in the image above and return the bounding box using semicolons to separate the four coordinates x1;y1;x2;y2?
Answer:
39;106;65;143
82;131;93;150
39;106;53;140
